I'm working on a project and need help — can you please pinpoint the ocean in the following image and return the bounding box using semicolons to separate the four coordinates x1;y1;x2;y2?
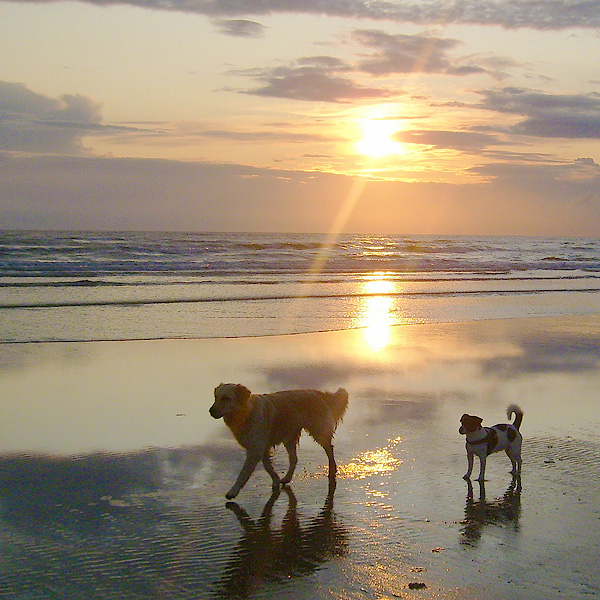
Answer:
1;230;599;343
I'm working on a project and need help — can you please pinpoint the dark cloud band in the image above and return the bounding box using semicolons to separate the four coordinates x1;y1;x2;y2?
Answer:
7;0;600;30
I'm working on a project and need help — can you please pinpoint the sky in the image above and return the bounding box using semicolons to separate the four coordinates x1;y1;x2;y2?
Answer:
1;0;600;235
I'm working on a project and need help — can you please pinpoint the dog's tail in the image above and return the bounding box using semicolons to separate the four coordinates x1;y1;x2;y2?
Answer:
326;388;349;425
507;404;523;430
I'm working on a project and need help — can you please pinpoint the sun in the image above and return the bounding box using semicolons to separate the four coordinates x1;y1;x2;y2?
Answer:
356;117;405;157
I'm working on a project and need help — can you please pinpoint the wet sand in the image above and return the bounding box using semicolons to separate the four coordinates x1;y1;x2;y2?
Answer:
1;315;599;599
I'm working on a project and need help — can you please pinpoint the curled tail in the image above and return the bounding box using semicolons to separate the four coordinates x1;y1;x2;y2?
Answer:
507;404;523;430
327;388;349;425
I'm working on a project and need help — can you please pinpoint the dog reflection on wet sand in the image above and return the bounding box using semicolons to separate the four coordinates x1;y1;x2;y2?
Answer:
215;482;347;599
460;478;521;546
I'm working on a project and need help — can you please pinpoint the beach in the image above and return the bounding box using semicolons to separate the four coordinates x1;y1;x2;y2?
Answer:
4;0;600;592
1;315;599;599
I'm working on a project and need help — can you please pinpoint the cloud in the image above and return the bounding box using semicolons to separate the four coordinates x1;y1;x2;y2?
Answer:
470;158;600;209
575;157;600;168
351;29;487;76
213;19;266;37
483;149;559;163
2;153;599;235
238;30;503;103
398;129;502;151
0;81;139;154
241;56;399;102
0;154;352;230
6;0;600;30
0;81;99;154
474;158;597;179
191;127;335;143
476;86;600;138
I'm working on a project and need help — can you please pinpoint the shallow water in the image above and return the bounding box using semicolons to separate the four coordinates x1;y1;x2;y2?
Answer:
2;231;599;342
1;317;599;599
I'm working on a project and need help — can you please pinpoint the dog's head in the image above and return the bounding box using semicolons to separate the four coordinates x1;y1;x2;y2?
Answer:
209;383;252;419
459;413;483;435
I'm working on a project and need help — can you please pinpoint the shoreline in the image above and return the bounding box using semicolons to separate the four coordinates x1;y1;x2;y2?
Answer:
2;305;600;346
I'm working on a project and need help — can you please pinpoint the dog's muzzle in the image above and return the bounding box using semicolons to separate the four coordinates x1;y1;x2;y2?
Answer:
209;405;222;419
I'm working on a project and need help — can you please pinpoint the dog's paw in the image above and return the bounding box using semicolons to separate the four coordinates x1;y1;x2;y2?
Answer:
225;489;238;500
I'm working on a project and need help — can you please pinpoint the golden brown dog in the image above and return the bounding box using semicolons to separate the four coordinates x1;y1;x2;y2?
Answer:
209;383;348;498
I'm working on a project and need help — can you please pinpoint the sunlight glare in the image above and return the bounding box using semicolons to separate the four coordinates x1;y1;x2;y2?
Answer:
356;118;405;157
339;437;403;480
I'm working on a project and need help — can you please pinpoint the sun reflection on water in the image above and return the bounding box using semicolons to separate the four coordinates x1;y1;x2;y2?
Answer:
360;274;397;351
339;437;403;480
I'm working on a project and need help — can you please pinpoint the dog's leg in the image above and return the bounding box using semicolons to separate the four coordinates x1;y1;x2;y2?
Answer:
506;447;522;476
463;450;474;480
505;448;517;475
262;451;281;489
476;455;487;482
226;451;261;499
323;442;337;480
280;440;298;485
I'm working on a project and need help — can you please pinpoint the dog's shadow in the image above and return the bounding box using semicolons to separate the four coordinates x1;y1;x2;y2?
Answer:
460;477;521;546
214;481;348;599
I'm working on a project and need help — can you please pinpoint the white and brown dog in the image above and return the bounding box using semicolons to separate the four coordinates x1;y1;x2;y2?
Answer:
459;404;523;481
210;383;348;499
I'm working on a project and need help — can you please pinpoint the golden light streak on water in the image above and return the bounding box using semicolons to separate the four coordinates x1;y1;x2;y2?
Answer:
338;437;403;480
359;274;398;351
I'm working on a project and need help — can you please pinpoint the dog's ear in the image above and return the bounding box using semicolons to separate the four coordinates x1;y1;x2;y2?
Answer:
235;384;251;402
461;413;482;424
